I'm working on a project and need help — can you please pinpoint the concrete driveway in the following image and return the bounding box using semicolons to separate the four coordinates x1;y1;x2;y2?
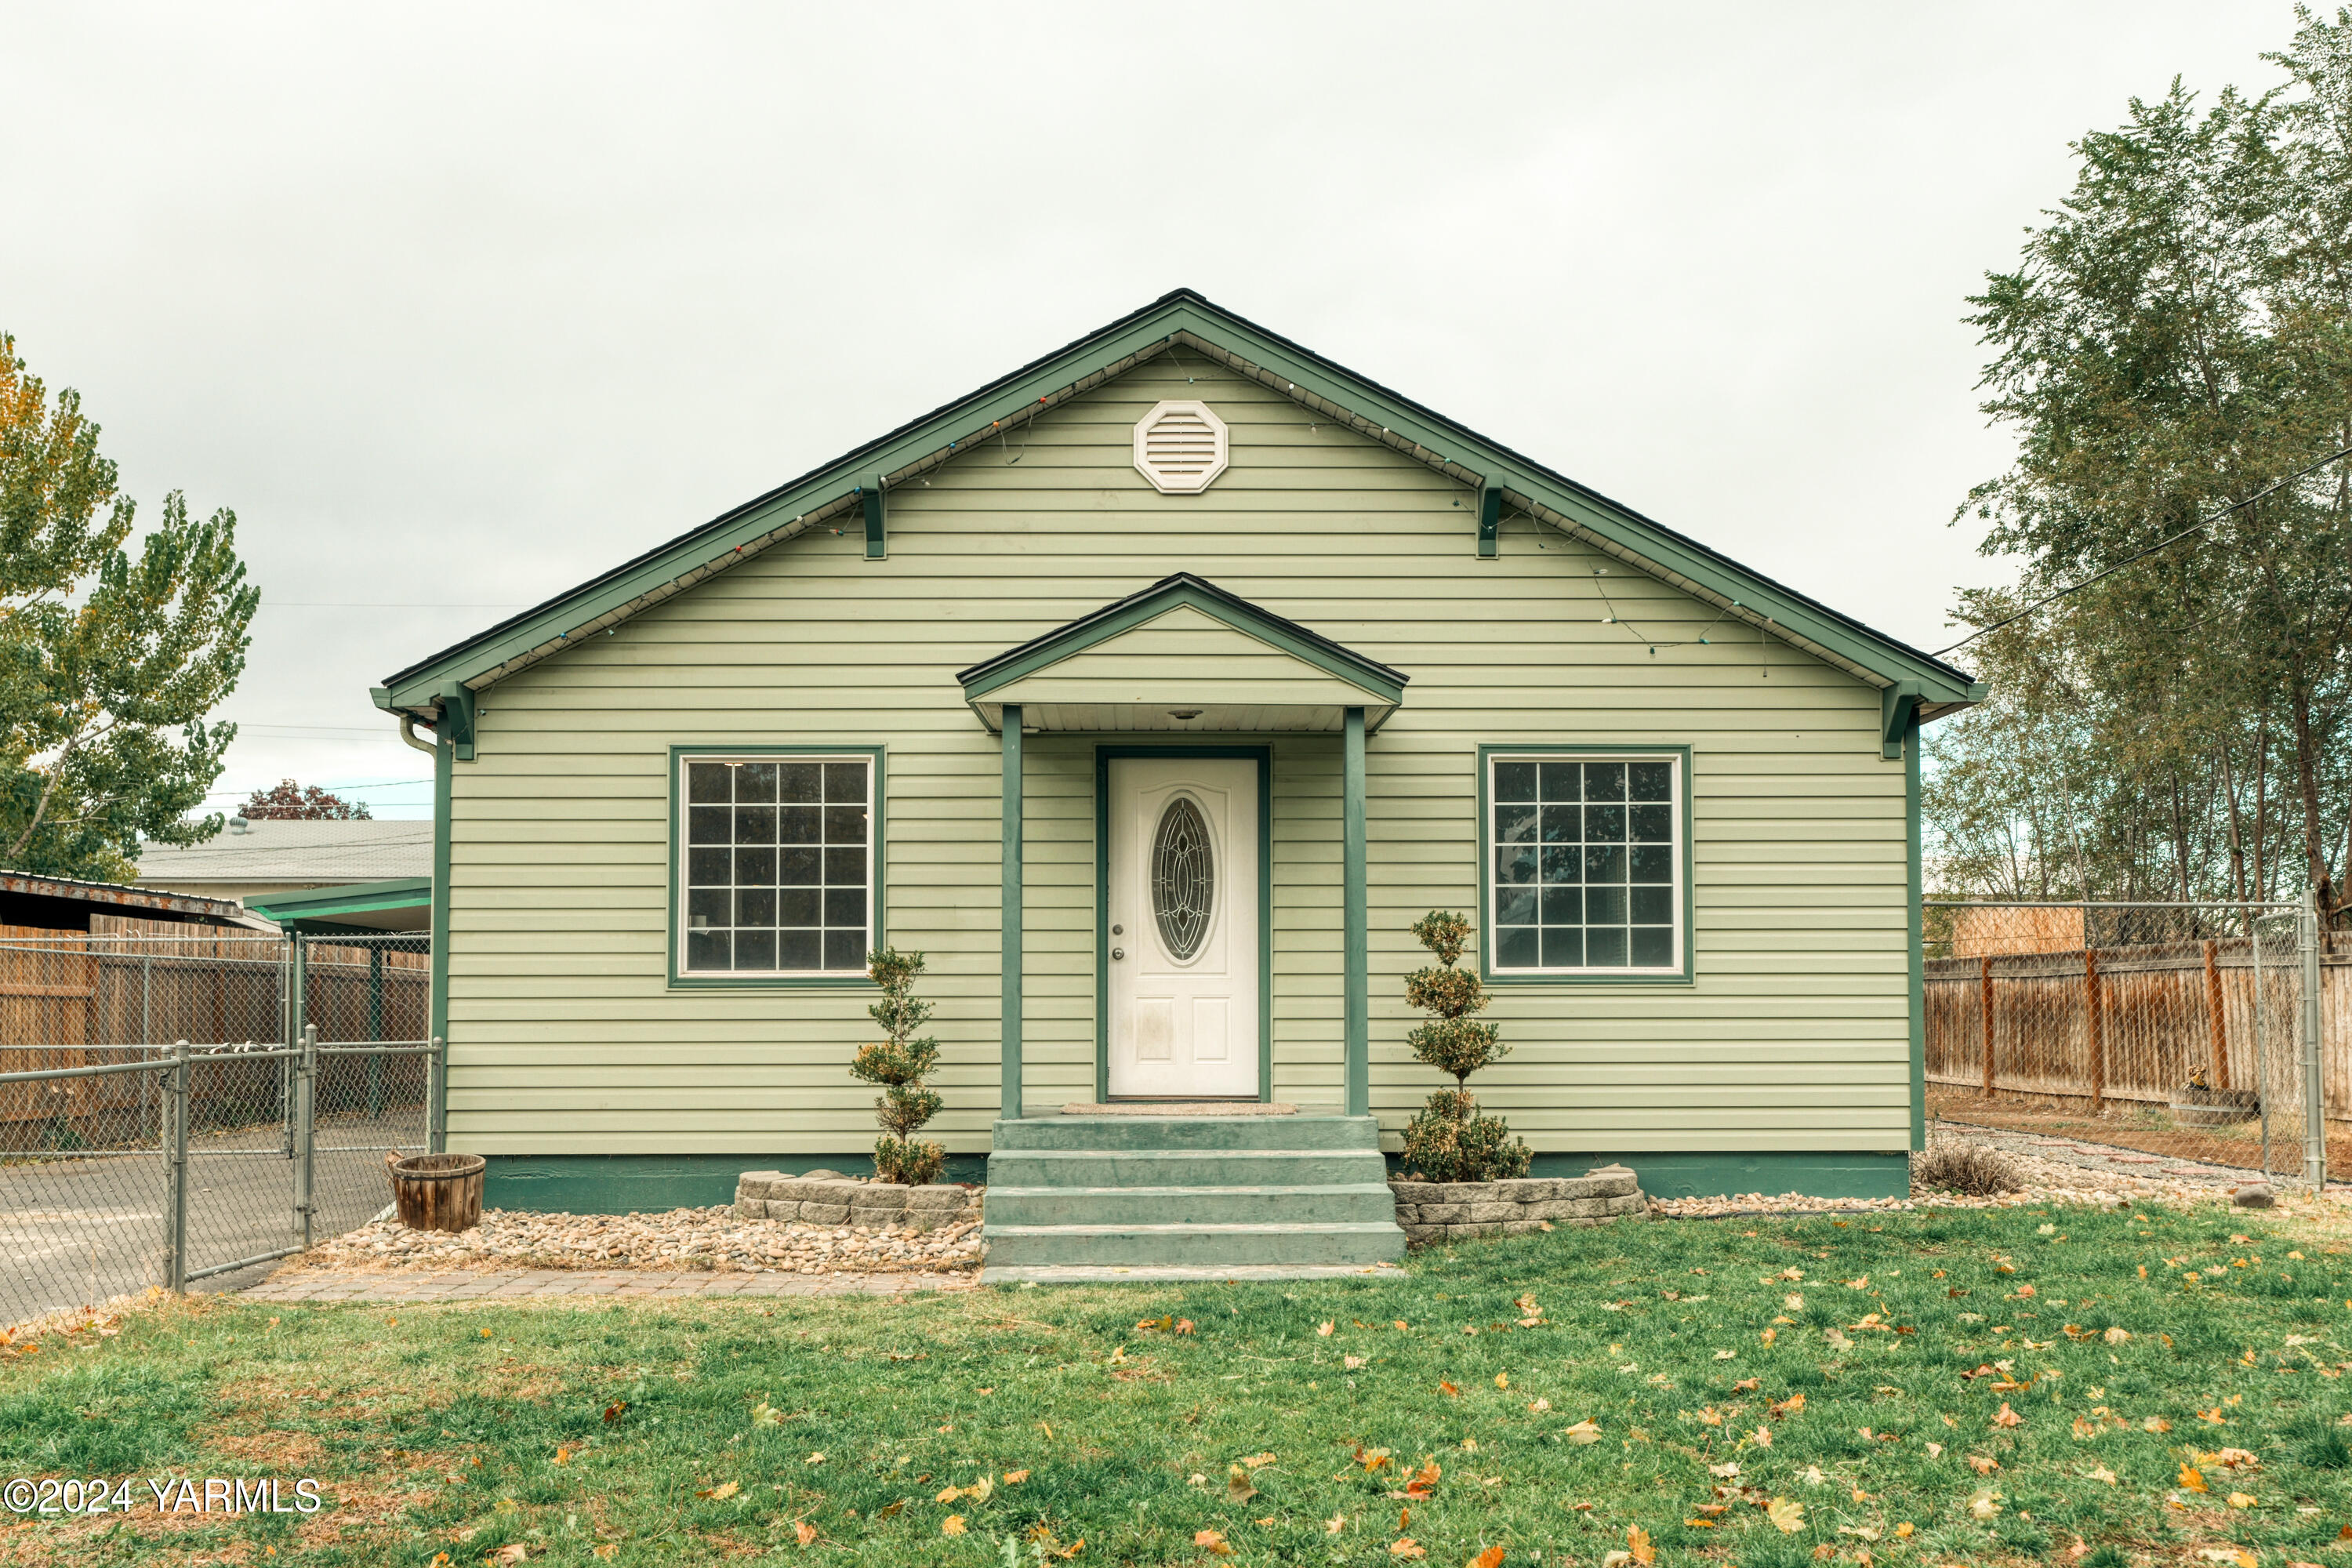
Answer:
2;1113;420;1327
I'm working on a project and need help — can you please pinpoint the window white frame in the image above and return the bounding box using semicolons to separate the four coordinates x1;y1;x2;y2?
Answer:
1480;746;1690;982
672;748;880;985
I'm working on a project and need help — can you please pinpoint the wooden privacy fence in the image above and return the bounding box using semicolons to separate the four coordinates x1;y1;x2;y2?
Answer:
1926;932;2352;1120
0;919;428;1151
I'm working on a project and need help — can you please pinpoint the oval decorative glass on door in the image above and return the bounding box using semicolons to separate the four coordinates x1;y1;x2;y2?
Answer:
1149;795;1215;960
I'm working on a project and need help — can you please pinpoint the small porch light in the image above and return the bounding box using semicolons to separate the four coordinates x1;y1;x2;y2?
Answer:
1167;709;1203;720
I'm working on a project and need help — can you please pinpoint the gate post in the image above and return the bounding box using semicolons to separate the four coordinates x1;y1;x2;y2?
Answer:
295;1025;318;1250
163;1040;190;1294
2303;887;2327;1192
429;1036;447;1155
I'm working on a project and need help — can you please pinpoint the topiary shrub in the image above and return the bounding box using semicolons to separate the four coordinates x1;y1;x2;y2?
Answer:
1398;910;1530;1183
851;946;946;1185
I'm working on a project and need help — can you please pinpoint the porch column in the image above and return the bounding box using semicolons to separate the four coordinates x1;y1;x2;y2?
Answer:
1000;705;1023;1120
1344;706;1369;1116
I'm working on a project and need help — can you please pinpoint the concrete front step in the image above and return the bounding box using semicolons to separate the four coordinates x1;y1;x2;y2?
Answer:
985;1149;1389;1189
985;1182;1399;1227
981;1221;1407;1269
992;1114;1378;1152
979;1112;1407;1274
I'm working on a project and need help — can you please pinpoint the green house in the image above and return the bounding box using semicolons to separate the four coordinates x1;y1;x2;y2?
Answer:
372;290;1981;1261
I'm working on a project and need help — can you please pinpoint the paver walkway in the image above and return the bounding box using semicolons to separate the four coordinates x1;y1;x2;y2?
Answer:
240;1266;977;1302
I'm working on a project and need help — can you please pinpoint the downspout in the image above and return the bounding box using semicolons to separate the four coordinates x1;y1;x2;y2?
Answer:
395;709;452;1151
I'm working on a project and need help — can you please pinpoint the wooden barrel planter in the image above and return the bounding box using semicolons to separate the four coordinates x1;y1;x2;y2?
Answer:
2168;1086;2260;1128
386;1152;486;1232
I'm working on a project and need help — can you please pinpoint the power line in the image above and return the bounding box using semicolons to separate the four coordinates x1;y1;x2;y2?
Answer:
1935;443;2352;658
201;777;432;798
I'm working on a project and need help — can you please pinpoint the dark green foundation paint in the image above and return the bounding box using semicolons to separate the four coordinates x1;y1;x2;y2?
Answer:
488;1149;1907;1214
1384;1150;1911;1203
483;1153;987;1214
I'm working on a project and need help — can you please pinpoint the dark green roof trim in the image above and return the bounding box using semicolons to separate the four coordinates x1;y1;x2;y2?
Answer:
245;877;434;925
956;572;1408;710
376;289;1983;717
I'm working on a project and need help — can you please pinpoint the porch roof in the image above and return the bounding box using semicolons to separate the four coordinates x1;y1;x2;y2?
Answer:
955;574;1408;735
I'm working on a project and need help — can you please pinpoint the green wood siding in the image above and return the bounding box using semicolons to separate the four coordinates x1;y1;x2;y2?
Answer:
443;358;1908;1156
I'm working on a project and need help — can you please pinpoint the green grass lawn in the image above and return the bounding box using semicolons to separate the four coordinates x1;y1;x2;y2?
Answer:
6;1205;2352;1566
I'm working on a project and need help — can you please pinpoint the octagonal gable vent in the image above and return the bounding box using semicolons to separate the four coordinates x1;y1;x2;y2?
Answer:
1133;400;1229;494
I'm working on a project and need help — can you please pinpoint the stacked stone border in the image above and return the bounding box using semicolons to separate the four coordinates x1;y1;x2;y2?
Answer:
1390;1163;1648;1247
734;1171;980;1232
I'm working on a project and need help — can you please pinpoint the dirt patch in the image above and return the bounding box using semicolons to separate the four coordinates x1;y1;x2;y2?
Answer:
201;1430;328;1469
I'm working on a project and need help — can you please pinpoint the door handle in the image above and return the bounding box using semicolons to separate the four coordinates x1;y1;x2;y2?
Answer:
1111;948;1125;960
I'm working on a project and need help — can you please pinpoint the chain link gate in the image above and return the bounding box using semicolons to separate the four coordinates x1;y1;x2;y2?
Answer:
2;927;440;1328
1924;894;2336;1189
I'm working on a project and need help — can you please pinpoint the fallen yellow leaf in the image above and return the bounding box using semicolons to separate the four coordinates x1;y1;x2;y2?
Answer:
1003;1469;1030;1484
1766;1497;1805;1533
1388;1541;1425;1560
942;1516;967;1537
2180;1465;2209;1493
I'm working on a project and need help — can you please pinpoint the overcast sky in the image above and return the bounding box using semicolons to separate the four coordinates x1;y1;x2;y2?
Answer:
2;2;2296;820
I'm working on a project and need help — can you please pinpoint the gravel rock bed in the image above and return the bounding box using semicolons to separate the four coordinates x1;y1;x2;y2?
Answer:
289;1205;983;1276
1648;1120;2337;1220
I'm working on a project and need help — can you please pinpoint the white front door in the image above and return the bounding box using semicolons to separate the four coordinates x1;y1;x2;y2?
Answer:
1106;756;1260;1098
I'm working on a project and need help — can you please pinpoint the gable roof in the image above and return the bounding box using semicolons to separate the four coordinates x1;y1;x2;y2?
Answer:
373;289;1984;722
956;572;1408;735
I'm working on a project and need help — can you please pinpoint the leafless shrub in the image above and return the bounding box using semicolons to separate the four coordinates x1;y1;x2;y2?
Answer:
1913;1143;2025;1196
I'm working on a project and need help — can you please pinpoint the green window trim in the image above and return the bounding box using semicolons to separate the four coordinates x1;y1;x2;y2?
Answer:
667;744;886;989
1475;742;1695;986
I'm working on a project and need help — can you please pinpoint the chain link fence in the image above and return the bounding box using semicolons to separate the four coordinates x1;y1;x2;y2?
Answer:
1924;896;2337;1185
1;924;439;1328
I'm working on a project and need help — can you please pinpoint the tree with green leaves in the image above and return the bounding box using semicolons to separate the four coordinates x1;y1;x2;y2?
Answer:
851;946;946;1185
0;334;258;881
1934;8;2352;918
1398;909;1530;1184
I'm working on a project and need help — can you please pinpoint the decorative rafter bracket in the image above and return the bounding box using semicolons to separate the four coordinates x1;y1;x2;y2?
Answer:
1476;477;1505;558
862;479;886;560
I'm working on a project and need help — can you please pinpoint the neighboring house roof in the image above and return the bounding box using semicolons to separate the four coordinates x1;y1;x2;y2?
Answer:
133;818;434;887
0;870;261;931
374;287;1985;724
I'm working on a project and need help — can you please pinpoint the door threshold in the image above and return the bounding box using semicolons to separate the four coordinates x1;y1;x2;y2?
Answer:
1062;1100;1298;1117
